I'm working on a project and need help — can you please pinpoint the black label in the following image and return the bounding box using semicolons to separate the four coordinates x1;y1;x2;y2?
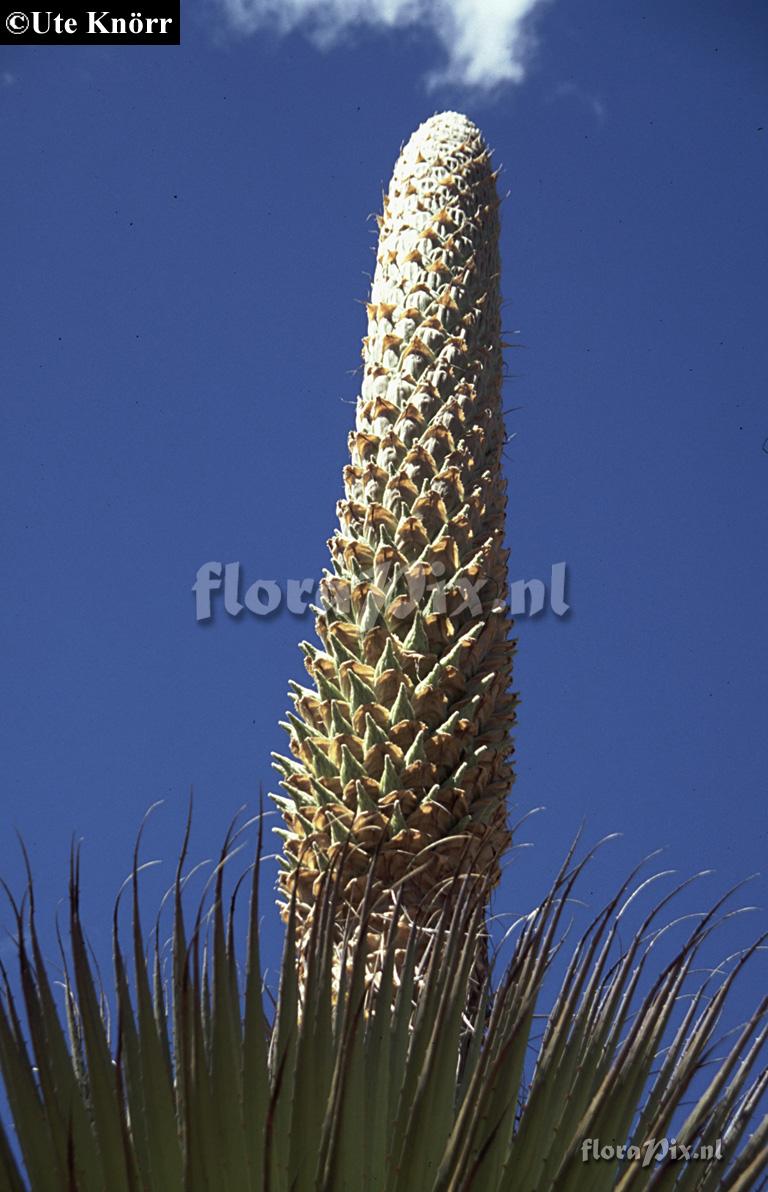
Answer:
1;2;180;42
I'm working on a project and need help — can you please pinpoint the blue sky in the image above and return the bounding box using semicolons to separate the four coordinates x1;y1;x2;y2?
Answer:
1;0;766;1025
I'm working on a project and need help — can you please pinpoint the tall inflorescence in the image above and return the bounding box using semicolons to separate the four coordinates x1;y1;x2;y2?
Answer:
272;112;516;1000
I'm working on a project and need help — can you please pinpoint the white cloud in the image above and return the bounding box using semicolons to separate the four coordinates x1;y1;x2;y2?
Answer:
220;0;549;92
551;81;606;122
